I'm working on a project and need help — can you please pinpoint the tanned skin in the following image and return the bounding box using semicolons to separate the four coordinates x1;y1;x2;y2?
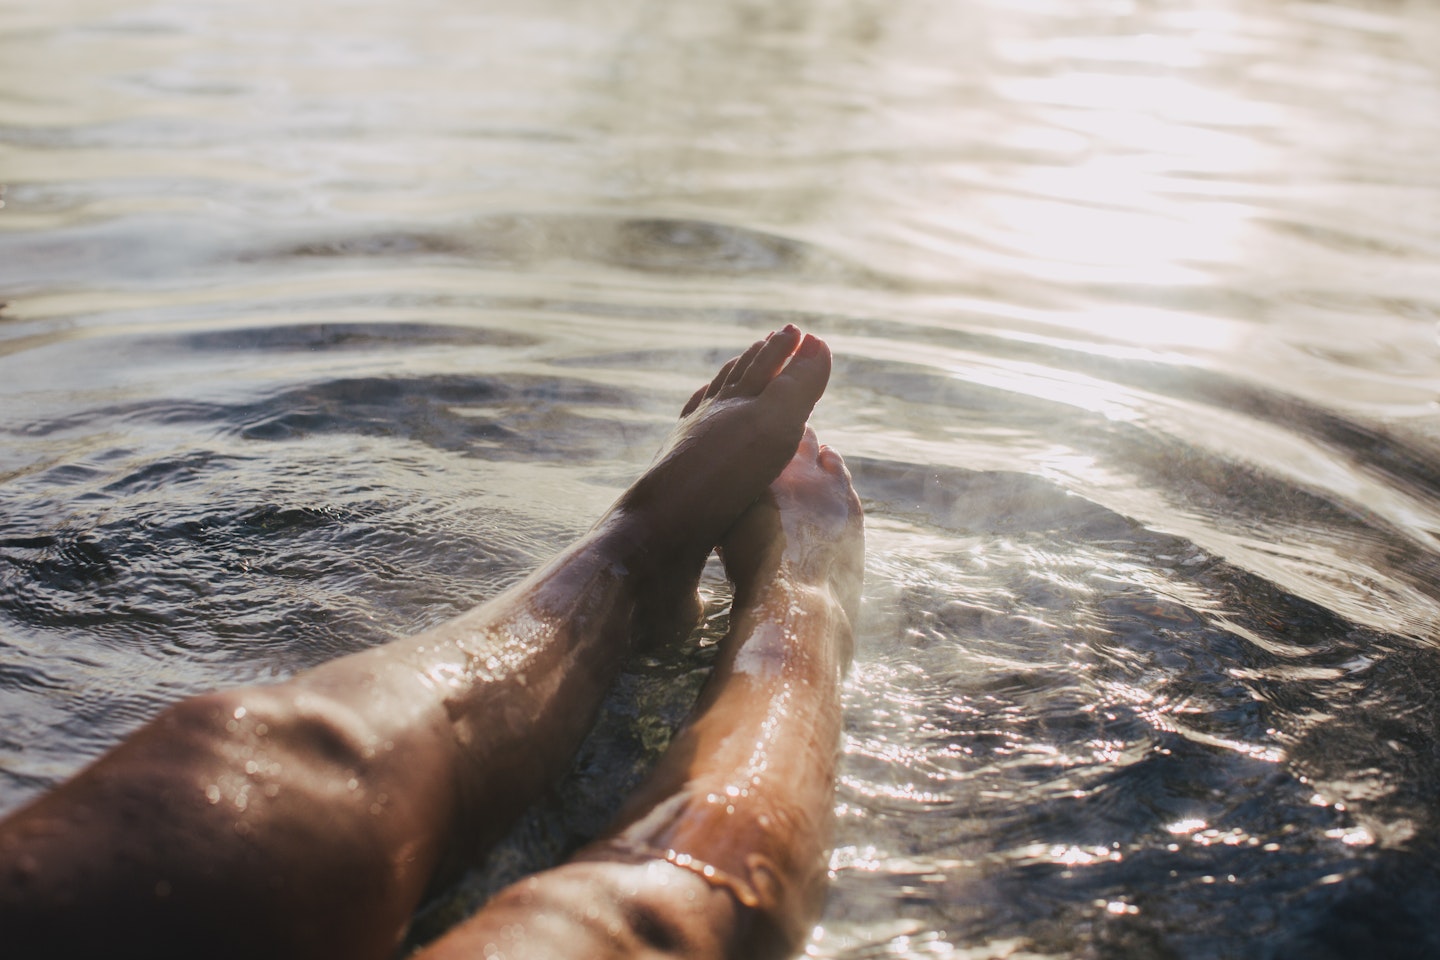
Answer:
0;327;854;960
415;425;863;960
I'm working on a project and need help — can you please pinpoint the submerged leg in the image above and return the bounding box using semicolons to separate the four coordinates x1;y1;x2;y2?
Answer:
416;427;864;960
0;329;831;960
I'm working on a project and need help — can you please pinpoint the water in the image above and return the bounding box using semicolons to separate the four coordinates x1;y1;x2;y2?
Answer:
3;0;1440;955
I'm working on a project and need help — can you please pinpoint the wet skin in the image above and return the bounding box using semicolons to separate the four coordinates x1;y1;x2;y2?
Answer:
414;426;864;960
0;327;832;959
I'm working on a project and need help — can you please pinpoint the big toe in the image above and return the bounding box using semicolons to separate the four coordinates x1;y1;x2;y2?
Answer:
762;334;831;414
817;442;849;478
796;425;821;459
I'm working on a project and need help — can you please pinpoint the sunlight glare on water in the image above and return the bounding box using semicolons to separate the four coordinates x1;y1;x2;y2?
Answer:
3;0;1440;957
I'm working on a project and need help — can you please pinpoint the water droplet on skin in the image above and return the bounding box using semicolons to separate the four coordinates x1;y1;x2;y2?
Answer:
254;723;268;737
347;778;359;791
205;784;221;804
245;761;259;775
264;783;280;798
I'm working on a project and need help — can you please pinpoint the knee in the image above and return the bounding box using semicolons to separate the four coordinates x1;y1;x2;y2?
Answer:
152;685;376;777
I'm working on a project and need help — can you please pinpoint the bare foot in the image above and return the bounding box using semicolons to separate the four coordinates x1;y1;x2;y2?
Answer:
608;325;832;642
721;425;864;631
620;324;830;555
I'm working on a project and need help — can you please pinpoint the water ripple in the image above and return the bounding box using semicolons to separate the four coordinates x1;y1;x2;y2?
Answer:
3;0;1440;957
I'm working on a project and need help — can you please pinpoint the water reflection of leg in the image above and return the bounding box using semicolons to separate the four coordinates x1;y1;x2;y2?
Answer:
414;428;863;960
0;329;831;960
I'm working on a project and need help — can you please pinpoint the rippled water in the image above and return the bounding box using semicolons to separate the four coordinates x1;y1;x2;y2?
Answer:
4;0;1440;956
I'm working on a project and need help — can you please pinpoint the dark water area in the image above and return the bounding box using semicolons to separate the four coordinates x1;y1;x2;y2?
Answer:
3;0;1440;956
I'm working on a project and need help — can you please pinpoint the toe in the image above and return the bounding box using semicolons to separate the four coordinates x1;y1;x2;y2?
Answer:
734;324;803;396
681;382;709;418
797;425;821;460
720;336;770;394
761;333;831;414
704;356;741;402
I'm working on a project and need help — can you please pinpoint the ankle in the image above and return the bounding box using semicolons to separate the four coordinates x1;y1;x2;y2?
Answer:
589;509;709;590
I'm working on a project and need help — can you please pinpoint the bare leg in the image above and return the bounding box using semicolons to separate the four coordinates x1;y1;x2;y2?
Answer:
416;427;864;960
0;328;830;960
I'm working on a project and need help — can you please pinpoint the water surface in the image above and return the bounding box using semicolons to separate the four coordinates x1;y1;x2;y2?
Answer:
3;0;1440;956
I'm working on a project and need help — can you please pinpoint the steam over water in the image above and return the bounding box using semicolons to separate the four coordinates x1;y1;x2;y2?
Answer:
3;0;1440;956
